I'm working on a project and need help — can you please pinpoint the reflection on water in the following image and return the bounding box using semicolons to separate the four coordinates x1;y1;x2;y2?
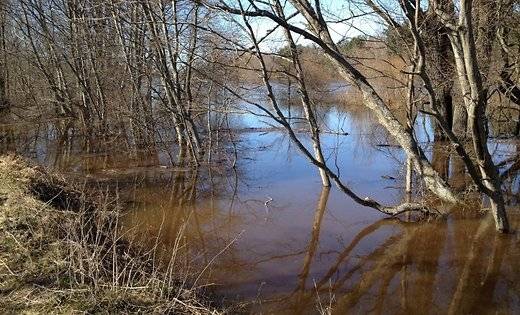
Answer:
2;105;520;314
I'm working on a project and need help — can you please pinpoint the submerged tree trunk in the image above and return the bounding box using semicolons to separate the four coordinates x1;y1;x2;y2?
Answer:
442;0;509;231
274;0;330;187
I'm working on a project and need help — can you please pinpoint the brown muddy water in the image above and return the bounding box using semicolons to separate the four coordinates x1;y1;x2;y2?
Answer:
3;107;520;314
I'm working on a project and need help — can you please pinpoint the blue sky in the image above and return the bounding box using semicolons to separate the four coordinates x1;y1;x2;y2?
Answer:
225;0;394;51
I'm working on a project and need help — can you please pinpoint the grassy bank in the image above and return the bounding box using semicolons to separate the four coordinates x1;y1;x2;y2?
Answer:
0;155;218;314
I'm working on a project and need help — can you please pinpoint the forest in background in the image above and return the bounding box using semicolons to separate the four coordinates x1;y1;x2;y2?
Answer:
2;0;518;230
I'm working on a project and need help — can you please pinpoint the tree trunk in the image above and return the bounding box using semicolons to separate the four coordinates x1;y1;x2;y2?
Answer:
445;0;509;231
210;0;460;203
452;101;468;138
432;141;450;180
0;0;8;111
434;88;453;141
274;0;330;187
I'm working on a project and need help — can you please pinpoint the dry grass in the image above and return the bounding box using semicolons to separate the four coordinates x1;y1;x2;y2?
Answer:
0;155;220;314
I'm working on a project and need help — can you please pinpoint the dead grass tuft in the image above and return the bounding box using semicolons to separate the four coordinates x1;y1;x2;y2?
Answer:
0;155;220;314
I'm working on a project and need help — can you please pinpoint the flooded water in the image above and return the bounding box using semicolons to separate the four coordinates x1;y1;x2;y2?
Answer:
3;100;520;314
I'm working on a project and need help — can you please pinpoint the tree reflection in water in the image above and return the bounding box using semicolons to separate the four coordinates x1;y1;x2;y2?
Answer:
3;113;520;314
120;167;520;314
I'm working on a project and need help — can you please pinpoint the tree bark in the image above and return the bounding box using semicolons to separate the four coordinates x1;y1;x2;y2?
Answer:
0;0;7;111
273;0;330;187
441;0;509;231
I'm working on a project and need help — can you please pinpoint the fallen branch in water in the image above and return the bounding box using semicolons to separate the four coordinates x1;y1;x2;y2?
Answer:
324;170;445;217
377;200;442;217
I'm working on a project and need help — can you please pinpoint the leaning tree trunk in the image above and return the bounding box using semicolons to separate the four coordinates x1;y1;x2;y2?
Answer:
206;0;460;203
290;0;459;202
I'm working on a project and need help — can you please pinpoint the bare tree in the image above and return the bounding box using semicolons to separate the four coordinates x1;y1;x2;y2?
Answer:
272;0;330;187
200;0;520;231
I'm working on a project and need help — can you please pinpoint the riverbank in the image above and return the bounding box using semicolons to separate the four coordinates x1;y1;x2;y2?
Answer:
0;155;219;314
